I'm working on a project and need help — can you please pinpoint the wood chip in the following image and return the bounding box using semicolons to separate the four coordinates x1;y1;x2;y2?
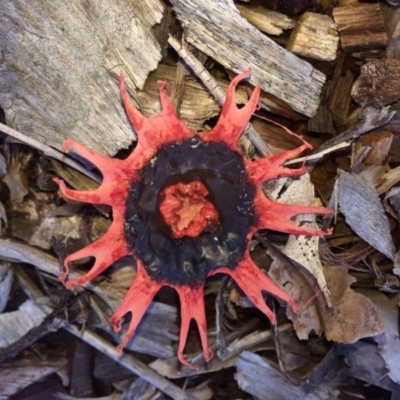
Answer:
355;131;393;165
237;4;295;36
352;59;400;106
287;12;339;61
170;0;326;117
333;4;389;53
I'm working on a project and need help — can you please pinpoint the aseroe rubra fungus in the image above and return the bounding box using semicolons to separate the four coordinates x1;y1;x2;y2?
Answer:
54;70;331;368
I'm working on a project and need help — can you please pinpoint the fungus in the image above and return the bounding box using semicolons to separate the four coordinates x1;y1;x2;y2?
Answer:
54;69;332;369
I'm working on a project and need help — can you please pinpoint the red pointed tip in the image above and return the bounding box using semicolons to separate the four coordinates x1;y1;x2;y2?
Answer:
179;359;200;371
120;73;146;131
206;69;260;147
235;68;252;81
157;80;167;90
116;344;124;353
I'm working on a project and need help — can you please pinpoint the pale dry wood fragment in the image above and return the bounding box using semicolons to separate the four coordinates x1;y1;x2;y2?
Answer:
352;59;400;106
333;4;389;53
337;170;395;260
0;0;164;155
169;0;326;117
237;4;295;36
287;12;339;61
361;164;400;195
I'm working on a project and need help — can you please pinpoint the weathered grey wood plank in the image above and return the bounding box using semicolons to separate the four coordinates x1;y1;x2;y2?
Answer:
0;0;164;155
170;0;325;117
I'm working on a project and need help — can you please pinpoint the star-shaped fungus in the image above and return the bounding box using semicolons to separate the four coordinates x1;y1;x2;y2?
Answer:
54;69;332;368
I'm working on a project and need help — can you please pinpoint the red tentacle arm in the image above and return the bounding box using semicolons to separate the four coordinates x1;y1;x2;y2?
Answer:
203;69;261;150
255;191;333;236
174;285;213;369
246;143;312;184
111;261;163;352
60;220;128;288
120;74;194;170
62;139;131;183
210;255;298;323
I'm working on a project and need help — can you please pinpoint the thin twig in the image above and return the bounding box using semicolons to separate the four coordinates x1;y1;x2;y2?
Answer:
284;141;351;166
0;122;101;183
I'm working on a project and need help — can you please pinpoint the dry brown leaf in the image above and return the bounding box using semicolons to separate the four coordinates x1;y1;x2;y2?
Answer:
322;266;384;342
269;253;385;343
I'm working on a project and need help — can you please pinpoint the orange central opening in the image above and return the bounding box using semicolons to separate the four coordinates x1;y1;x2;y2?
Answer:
159;181;219;238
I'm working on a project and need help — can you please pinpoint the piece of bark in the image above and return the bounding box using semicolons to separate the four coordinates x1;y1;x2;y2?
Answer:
328;70;353;127
0;0;164;155
70;340;95;397
237;4;295;36
352;59;400;106
235;352;335;399
170;0;326;117
333;4;389;53
287;12;339;61
235;352;305;399
355;131;393;165
307;102;335;134
337;170;395;260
